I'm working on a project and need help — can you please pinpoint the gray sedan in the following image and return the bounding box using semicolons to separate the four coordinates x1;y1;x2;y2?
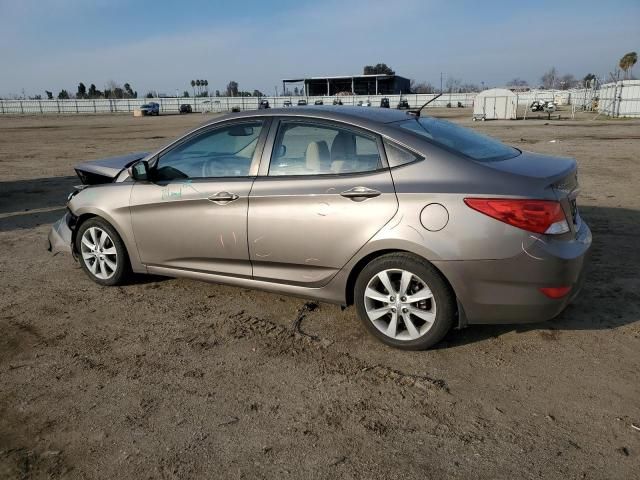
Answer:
49;107;591;349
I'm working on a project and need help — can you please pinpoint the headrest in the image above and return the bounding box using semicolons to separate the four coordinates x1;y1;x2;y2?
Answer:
305;140;330;172
331;132;356;161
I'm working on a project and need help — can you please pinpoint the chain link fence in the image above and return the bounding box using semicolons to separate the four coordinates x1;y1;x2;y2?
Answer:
2;88;628;116
0;93;477;115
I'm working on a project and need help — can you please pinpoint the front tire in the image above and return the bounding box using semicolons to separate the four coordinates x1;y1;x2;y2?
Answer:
354;253;455;350
75;217;130;286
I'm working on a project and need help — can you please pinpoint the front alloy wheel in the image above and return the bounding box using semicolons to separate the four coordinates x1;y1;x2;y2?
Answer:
75;217;130;286
80;226;118;280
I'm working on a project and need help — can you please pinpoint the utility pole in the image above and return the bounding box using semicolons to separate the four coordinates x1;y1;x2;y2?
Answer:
440;72;443;94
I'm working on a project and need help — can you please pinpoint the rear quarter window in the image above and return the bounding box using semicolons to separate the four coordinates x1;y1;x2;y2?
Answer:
383;139;422;167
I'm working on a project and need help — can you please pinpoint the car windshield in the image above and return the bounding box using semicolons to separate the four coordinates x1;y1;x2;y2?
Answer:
397;117;520;162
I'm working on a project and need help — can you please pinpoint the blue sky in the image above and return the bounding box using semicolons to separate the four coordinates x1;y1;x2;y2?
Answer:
0;0;638;97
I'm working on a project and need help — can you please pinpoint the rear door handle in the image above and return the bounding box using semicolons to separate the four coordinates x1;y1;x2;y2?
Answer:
340;186;381;200
208;191;239;204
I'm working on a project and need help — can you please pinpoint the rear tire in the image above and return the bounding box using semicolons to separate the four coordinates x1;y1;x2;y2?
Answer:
354;253;455;350
75;217;130;286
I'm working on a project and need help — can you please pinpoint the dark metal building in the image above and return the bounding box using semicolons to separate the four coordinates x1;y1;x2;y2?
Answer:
282;74;411;96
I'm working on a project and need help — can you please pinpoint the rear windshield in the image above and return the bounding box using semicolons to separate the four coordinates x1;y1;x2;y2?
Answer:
397;118;519;162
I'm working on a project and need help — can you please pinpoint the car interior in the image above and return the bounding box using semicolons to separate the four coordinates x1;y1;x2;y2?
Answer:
154;123;262;180
269;125;381;176
152;121;384;181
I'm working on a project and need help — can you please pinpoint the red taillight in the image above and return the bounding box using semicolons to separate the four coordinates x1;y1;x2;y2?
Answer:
464;198;569;234
539;286;571;299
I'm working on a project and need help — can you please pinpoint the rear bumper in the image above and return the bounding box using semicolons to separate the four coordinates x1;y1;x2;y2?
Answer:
435;221;592;325
47;212;73;255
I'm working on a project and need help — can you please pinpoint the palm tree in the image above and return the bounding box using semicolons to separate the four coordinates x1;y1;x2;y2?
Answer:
203;80;209;96
190;80;196;97
195;80;201;96
619;52;637;80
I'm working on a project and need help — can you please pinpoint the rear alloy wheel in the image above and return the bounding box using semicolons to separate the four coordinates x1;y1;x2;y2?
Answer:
354;253;455;350
76;218;129;286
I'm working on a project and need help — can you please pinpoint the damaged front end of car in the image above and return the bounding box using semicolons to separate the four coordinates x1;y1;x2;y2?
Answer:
47;209;77;255
47;151;149;256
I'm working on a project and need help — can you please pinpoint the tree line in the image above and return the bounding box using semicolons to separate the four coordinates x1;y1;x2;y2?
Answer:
182;80;264;98
35;79;266;101
46;81;138;100
371;53;637;95
524;50;636;91
10;52;637;101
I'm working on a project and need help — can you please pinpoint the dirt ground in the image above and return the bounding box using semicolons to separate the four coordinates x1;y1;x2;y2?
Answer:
1;108;639;479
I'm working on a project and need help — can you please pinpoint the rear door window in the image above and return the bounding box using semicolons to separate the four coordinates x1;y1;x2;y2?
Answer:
268;121;382;176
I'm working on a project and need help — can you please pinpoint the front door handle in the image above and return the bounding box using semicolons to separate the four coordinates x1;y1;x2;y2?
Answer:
340;186;381;200
208;191;239;204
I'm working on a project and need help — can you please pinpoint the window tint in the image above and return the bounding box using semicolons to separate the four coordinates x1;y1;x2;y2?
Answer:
269;122;382;176
155;121;263;180
383;139;422;167
398;118;519;162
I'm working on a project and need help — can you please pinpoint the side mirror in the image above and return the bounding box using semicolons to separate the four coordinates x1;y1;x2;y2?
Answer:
130;160;149;181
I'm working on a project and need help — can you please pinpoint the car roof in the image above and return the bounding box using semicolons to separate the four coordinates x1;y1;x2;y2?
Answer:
204;106;414;128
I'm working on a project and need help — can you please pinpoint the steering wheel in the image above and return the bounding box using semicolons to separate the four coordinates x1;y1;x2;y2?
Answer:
201;157;219;178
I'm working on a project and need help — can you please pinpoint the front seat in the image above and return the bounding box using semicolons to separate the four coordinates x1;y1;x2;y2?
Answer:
305;140;331;173
330;132;356;173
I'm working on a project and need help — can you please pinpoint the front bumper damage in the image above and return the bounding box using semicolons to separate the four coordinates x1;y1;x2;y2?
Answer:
47;212;74;255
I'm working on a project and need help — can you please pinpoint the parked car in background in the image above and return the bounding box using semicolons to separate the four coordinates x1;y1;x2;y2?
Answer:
49;106;591;350
179;104;192;114
314;99;324;105
259;100;270;109
283;100;292;107
397;99;410;110
332;98;343;105
140;102;160;116
380;97;390;108
297;99;308;106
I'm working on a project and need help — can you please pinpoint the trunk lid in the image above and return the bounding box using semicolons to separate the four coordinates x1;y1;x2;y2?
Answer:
483;150;576;183
74;151;149;185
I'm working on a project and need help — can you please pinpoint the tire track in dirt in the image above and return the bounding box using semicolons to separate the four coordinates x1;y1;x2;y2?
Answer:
226;307;449;395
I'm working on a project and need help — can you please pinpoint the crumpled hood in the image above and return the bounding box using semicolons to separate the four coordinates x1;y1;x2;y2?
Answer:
74;151;149;184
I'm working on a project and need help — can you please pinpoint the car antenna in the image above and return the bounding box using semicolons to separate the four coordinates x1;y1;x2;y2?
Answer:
408;93;443;117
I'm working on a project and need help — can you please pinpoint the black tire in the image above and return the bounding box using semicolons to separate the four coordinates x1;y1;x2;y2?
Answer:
354;253;455;350
75;217;131;286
